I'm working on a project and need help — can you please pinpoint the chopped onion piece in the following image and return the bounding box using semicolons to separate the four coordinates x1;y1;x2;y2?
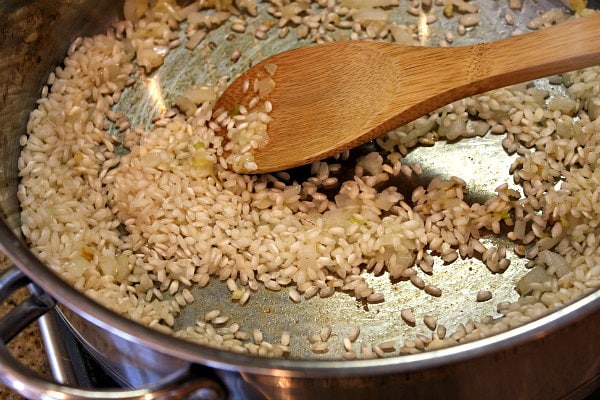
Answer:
264;62;278;77
353;8;390;23
123;0;149;23
517;265;553;295
183;84;217;105
257;77;276;98
280;2;309;18
136;47;166;72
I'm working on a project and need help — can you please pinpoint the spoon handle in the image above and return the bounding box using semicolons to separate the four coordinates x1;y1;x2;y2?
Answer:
380;13;600;134
467;13;600;91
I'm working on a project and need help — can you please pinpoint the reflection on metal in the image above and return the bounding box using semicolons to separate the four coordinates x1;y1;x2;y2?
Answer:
146;76;167;117
418;11;431;46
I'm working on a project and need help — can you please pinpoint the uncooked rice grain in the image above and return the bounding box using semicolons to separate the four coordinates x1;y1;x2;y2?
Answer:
401;308;416;326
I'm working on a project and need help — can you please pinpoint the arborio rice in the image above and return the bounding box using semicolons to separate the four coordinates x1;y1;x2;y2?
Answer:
17;0;600;358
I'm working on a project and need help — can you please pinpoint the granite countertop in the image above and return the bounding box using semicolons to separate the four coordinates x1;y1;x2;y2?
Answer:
0;253;50;400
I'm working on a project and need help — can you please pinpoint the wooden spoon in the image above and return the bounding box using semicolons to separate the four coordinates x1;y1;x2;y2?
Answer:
215;13;600;173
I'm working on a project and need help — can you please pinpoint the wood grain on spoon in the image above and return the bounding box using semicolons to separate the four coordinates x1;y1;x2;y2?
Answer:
215;13;600;173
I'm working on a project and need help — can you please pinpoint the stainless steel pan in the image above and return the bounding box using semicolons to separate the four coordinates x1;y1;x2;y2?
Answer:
1;0;600;399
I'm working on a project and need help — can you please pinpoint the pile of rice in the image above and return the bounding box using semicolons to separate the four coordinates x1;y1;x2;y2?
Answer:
17;0;600;358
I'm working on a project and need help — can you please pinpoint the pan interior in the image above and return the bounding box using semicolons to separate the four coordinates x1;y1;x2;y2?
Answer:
18;0;600;362
111;0;546;359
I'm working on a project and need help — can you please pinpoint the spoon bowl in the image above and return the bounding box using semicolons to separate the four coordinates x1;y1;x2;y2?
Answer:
215;13;600;173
